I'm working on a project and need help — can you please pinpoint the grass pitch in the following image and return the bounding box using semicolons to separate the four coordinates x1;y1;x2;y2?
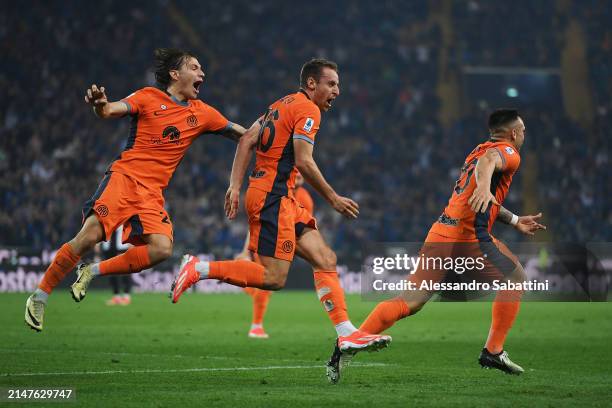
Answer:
1;291;611;407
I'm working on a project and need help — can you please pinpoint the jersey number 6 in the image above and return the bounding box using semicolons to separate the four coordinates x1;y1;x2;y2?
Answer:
257;109;279;153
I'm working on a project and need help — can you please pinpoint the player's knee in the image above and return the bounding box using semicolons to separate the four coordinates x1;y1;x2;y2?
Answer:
406;300;426;315
149;241;173;262
70;231;100;255
318;247;337;270
262;265;288;290
263;275;286;291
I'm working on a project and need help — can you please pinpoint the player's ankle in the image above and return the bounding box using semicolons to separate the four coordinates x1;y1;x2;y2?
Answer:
91;263;101;276
485;346;502;355
33;288;49;304
335;321;358;337
195;260;209;280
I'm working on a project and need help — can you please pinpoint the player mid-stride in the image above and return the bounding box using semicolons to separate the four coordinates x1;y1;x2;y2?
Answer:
236;171;315;339
171;59;391;354
24;48;247;331
326;109;547;383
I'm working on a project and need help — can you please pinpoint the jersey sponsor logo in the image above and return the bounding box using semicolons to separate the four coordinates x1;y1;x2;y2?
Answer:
95;204;109;217
505;146;515;154
251;170;266;178
162;126;181;144
303;118;314;132
281;240;294;253
186;114;198;128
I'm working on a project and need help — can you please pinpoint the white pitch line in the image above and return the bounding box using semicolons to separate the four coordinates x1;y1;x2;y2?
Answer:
0;348;317;363
1;363;388;377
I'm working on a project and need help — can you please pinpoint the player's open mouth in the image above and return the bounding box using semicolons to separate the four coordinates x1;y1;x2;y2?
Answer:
193;80;203;94
326;98;334;108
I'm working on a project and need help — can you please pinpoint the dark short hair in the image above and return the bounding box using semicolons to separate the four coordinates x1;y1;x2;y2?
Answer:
153;48;196;88
300;58;338;88
488;109;520;132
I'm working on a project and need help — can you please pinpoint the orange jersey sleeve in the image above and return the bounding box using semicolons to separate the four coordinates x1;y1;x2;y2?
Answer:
195;102;232;134
492;144;521;173
292;102;321;145
121;89;149;115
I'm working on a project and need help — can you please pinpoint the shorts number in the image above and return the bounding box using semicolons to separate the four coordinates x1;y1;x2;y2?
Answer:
257;109;279;153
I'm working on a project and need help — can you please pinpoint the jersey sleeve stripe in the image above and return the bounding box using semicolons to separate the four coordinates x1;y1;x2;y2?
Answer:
121;100;133;115
492;148;506;170
293;134;315;145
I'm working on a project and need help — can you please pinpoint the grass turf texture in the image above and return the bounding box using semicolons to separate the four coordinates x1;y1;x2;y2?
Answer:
1;292;611;407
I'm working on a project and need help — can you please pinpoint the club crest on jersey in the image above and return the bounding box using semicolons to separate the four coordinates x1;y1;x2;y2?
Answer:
303;118;314;132
186;114;198;128
505;146;515;155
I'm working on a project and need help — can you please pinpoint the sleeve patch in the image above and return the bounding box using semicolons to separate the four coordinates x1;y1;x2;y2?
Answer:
303;118;314;132
505;146;515;155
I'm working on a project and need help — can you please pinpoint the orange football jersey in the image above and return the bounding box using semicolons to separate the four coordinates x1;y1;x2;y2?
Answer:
109;87;231;191
430;140;521;240
248;90;321;196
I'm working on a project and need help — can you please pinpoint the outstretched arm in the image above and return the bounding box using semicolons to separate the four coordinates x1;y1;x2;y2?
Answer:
293;139;359;219
224;120;261;219
84;84;128;119
498;207;547;236
221;123;248;143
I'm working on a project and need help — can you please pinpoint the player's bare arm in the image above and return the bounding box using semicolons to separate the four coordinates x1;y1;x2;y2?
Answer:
221;122;248;143
293;139;359;219
468;149;502;213
84;84;128;119
498;207;547;236
225;120;261;219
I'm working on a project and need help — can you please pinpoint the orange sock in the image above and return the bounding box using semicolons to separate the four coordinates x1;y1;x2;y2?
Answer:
208;260;265;288
100;245;151;275
39;243;81;294
359;297;410;334
485;290;522;354
313;270;350;325
251;289;272;325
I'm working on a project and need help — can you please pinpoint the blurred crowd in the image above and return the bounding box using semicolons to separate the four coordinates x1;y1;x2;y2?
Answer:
1;1;609;267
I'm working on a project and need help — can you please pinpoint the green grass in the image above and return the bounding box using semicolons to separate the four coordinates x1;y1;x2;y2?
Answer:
1;291;611;407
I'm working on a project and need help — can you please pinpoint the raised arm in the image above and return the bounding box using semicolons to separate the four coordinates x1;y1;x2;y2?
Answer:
224;120;261;219
293;139;359;219
468;149;503;213
84;84;128;119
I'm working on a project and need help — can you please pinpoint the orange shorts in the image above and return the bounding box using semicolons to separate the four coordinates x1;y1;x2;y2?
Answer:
246;187;317;261
407;230;521;288
81;172;173;245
